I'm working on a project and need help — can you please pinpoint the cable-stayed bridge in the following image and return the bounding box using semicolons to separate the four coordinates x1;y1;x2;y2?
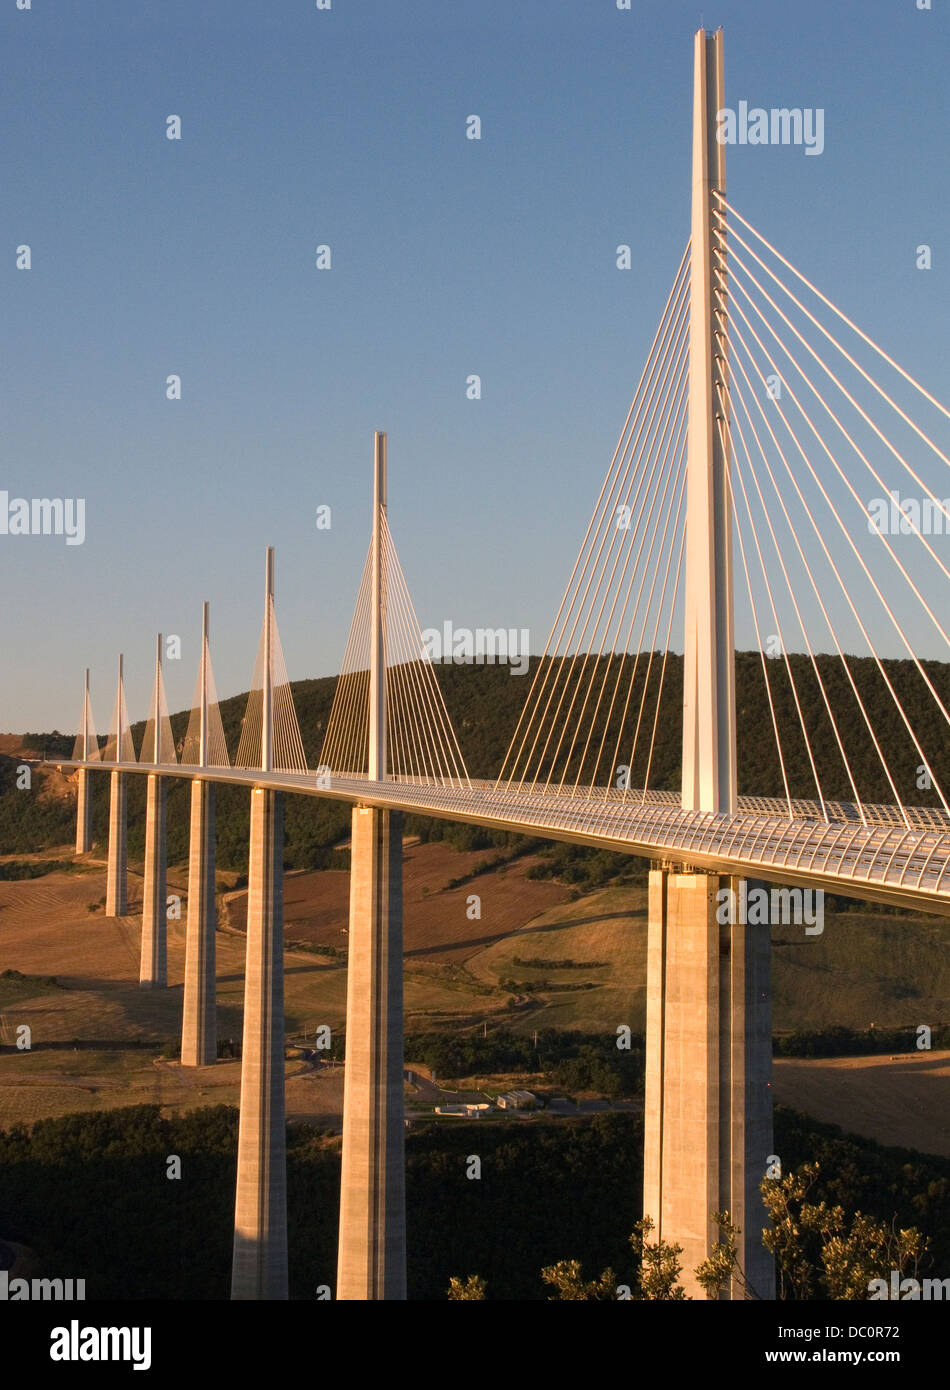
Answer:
40;28;950;1299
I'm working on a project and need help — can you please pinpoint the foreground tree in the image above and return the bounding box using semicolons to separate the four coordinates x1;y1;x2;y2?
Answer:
628;1217;688;1299
537;1218;689;1300
761;1162;927;1300
447;1274;487;1300
540;1259;617;1301
449;1161;929;1300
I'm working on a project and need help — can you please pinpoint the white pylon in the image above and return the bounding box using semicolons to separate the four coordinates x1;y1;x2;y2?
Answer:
681;26;737;815
369;431;387;781
199;601;209;768
151;634;162;764
262;548;274;774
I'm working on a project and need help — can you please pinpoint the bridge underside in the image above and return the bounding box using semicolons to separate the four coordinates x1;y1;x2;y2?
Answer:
53;761;950;917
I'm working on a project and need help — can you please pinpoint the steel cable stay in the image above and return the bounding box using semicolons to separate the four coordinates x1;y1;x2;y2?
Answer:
726;322;884;822
503;302;691;791
717;411;795;819
611;453;687;802
543;367;690;791
722;239;950;630
724;279;950;822
725;373;845;821
383;518;469;786
513;313;690;789
181;633;230;768
496;251;691;791
578;413;688;798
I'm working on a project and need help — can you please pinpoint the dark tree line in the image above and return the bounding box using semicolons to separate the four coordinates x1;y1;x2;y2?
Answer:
1;1103;948;1300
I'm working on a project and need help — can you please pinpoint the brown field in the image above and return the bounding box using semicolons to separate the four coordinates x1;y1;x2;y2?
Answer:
0;843;571;1130
227;841;572;963
466;884;648;1030
773;1050;950;1158
0;857;353;1129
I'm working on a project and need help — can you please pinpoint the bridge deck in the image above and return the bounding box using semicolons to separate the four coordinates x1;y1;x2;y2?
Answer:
51;760;950;916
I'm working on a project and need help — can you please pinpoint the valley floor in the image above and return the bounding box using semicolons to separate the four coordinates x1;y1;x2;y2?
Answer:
1;849;949;1157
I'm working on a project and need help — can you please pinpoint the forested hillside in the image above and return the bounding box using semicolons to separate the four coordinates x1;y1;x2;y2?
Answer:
4;651;950;872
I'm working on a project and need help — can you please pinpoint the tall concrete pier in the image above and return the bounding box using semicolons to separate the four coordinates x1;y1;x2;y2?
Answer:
181;780;216;1064
140;638;169;988
182;603;218;1067
231;551;288;1300
139;774;168;987
105;771;127;916
75;770;93;854
642;30;774;1299
337;431;407;1301
643;869;773;1299
105;655;128;917
337;806;406;1300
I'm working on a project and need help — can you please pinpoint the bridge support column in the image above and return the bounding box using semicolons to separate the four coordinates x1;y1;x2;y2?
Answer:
105;771;127;916
139;774;167;988
181;779;217;1066
75;769;92;854
643;867;773;1300
231;787;287;1300
337;805;406;1301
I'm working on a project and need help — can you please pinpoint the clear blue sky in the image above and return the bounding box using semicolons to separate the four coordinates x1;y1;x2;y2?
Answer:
2;0;948;731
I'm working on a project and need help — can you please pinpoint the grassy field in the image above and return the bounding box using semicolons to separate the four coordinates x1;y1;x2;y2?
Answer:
465;884;648;1032
770;906;950;1031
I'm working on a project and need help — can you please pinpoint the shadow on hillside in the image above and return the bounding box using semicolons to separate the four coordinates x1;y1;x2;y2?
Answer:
404;931;525;958
517;908;646;937
216;960;335;985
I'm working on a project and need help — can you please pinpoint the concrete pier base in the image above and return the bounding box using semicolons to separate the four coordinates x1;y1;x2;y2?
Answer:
139;774;167;988
337;805;406;1302
105;771;127;917
181;779;217;1067
643;867;774;1300
231;788;288;1300
75;768;93;854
